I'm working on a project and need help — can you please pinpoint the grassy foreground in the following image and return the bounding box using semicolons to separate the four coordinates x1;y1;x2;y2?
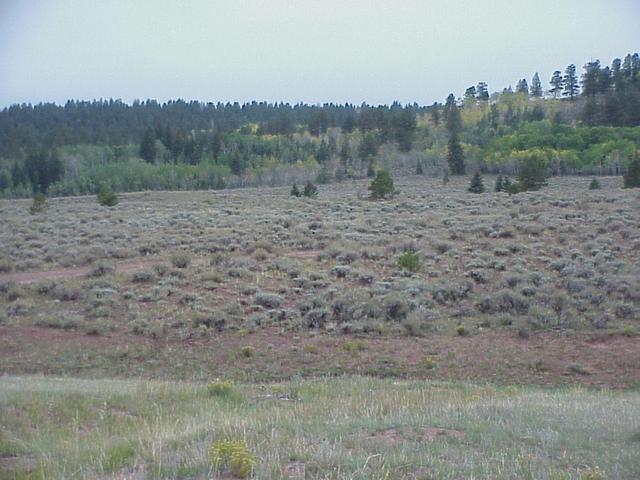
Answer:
1;376;638;479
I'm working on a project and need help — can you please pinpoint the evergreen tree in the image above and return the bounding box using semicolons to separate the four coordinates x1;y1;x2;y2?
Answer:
516;78;529;95
139;130;157;163
589;178;601;190
623;154;640;188
97;184;118;206
517;152;548;191
563;64;579;100
464;86;477;103
549;70;563;98
230;150;245;175
581;60;601;97
447;134;465;175
468;172;485;193
476;82;490;101
290;183;301;197
415;160;424;175
530;73;543;97
444;94;462;133
368;169;396;199
358;133;379;162
494;175;504;192
444;94;465;176
429;103;441;126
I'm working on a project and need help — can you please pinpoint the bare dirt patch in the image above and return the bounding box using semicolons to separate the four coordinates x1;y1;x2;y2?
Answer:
1;325;638;387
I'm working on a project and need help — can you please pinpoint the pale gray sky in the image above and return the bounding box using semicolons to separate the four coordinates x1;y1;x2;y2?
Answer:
0;0;638;107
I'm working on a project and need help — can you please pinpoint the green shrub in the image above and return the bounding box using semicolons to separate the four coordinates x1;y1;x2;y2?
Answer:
456;325;468;336
622;325;637;337
397;251;420;272
209;439;256;478
290;183;301;197
494;175;504;192
589;178;601;190
468;172;485;193
29;193;48;214
97;185;118;206
368;169;396;199
240;346;255;358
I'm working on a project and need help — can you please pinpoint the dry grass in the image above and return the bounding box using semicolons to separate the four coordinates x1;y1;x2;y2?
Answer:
1;375;639;479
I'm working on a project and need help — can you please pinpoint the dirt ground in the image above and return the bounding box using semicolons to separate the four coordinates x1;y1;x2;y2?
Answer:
1;324;638;388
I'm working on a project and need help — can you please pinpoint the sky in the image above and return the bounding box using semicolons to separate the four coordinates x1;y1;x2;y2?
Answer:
0;0;638;107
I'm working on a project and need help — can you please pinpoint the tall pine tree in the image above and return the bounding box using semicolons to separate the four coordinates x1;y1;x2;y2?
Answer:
530;73;543;97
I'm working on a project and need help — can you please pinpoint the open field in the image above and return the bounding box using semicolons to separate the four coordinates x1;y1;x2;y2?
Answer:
0;175;639;386
1;176;640;478
1;376;639;480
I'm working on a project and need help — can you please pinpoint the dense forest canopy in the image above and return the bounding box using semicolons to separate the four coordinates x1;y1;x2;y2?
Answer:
1;52;638;197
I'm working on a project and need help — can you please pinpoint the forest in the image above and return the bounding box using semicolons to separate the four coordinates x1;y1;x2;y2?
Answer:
0;52;639;198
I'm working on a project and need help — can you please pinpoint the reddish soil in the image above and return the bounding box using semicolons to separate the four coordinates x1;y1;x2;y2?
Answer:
1;325;638;388
0;257;163;284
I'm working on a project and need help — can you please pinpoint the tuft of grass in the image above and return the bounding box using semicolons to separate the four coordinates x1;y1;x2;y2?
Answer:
343;339;367;353
206;380;236;398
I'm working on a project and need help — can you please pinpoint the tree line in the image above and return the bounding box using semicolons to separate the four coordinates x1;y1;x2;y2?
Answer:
1;51;638;197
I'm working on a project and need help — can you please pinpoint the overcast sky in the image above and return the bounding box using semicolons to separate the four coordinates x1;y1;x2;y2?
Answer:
0;0;638;107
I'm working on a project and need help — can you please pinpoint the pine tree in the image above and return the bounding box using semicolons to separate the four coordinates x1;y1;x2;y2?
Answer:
517;152;548;191
468;172;485;193
581;60;601;97
97;184;118;206
447;134;465;175
444;94;465;176
530;73;543;97
415;160;424;175
368;169;396;199
623;154;640;188
589;178;601;190
476;82;490;101
563;64;579;100
516;79;529;95
549;71;563;98
495;175;504;192
139;130;157;163
290;183;301;197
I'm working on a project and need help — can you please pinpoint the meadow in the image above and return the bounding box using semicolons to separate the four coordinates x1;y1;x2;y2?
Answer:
1;375;639;479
